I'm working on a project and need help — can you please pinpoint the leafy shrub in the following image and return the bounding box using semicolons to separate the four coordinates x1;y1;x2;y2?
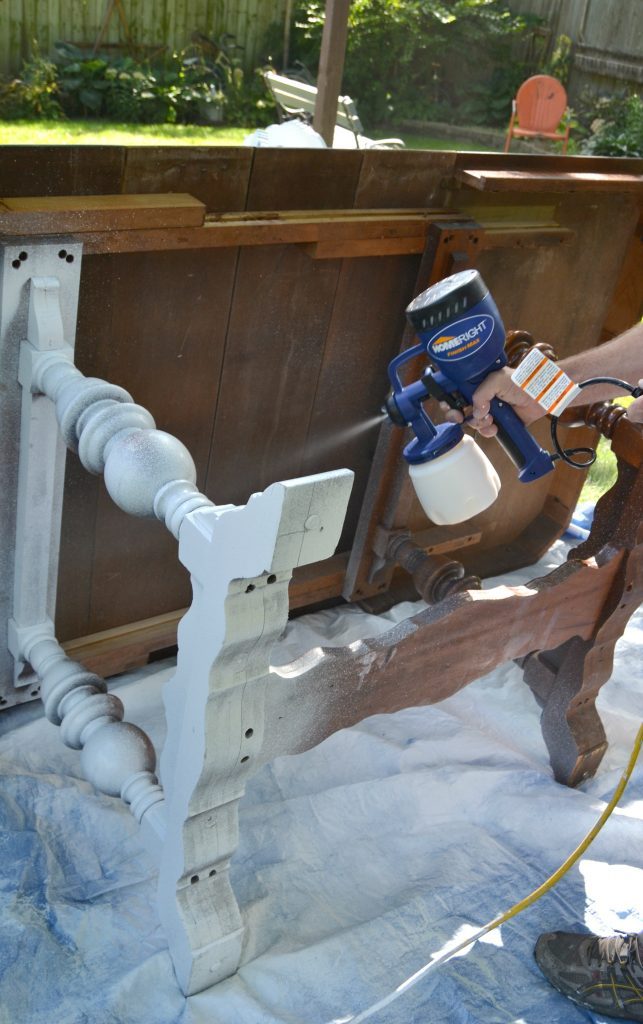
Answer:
0;47;63;119
579;92;643;157
543;34;573;85
0;36;272;127
55;49;112;118
458;61;531;126
269;0;538;125
224;68;276;126
54;43;226;124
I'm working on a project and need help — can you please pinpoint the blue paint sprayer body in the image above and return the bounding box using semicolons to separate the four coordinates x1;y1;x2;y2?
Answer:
387;269;555;482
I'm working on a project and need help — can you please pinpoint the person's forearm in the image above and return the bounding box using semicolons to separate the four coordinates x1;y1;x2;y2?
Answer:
560;321;643;407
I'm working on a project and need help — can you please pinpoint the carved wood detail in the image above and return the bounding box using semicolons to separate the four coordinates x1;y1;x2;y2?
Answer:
385;531;481;603
258;546;637;765
521;412;643;783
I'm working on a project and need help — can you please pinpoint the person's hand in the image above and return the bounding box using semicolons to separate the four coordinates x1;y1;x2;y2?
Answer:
626;381;643;423
440;368;543;438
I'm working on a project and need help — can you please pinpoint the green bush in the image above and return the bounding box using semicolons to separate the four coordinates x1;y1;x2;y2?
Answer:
579;91;643;157
458;61;532;127
53;43;227;124
0;37;272;127
0;47;63;119
543;34;573;85
223;68;276;127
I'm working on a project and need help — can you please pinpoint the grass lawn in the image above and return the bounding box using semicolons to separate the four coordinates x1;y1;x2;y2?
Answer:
397;131;494;152
580;436;617;504
0;118;495;151
0;119;251;146
579;396;633;504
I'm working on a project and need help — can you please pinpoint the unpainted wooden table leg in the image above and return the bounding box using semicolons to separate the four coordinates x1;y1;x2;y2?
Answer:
523;635;608;786
522;416;643;786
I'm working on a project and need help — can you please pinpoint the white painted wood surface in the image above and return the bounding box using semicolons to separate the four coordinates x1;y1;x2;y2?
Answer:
7;258;166;838
158;469;353;994
4;244;354;995
20;625;165;824
4;256;81;688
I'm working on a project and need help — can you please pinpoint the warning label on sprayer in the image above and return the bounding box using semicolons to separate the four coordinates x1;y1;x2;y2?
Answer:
511;349;581;415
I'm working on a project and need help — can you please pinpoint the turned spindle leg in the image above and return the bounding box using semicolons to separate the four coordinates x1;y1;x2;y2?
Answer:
386;531;481;603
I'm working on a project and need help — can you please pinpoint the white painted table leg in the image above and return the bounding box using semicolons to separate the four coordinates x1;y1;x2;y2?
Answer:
6;257;82;686
5;244;354;994
8;264;168;838
158;469;353;995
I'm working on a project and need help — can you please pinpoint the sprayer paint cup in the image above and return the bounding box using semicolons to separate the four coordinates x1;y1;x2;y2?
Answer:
408;435;501;525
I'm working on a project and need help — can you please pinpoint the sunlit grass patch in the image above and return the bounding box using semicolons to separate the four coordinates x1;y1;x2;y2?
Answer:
0;119;251;146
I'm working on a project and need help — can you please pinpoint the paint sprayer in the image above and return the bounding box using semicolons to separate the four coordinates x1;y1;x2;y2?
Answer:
384;269;642;526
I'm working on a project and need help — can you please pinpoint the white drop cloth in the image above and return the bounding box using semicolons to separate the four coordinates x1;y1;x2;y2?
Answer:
0;540;641;1024
244;121;327;148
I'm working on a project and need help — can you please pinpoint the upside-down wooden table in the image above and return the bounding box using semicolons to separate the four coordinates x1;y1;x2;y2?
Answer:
0;147;641;993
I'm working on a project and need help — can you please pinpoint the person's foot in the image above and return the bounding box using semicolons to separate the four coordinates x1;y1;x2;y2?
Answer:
534;931;643;1021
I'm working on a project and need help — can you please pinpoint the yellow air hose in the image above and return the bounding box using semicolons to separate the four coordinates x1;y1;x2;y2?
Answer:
329;722;643;1024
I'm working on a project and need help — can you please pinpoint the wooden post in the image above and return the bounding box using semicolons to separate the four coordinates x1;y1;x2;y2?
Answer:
313;0;351;146
283;0;294;69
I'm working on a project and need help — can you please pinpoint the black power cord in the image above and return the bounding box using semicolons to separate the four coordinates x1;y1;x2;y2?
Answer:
550;376;643;469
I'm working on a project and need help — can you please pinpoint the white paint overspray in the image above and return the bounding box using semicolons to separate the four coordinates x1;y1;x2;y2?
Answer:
304;413;387;462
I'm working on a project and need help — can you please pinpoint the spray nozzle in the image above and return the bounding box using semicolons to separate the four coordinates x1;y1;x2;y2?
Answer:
382;392;406;427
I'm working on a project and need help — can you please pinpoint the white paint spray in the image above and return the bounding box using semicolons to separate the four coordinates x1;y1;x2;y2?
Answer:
305;413;387;462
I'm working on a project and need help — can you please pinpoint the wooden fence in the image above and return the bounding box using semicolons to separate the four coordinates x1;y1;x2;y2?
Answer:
0;0;287;76
509;0;643;98
3;0;641;102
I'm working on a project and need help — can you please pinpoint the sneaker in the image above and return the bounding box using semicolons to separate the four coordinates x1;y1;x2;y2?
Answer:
534;931;643;1021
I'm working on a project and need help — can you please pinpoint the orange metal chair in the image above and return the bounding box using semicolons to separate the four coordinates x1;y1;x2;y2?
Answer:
504;74;570;154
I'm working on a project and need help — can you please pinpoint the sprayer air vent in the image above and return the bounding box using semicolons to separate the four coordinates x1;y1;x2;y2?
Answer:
405;268;486;334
